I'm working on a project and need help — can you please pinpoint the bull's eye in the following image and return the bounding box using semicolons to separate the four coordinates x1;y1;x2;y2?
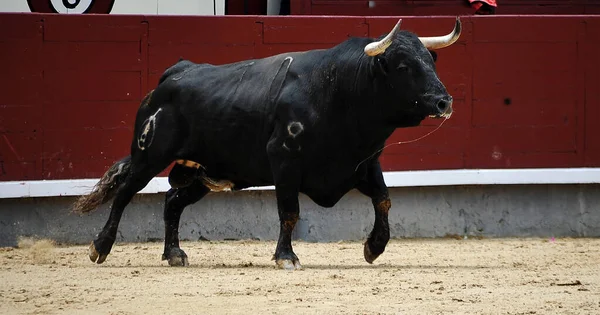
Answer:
397;64;410;73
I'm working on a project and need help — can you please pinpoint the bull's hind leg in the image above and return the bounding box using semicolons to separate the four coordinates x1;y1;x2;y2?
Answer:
162;180;210;266
89;105;182;264
356;160;391;264
89;160;171;264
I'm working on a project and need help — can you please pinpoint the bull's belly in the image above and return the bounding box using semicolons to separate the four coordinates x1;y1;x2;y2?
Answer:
201;162;360;204
199;163;361;206
300;173;359;208
182;139;363;204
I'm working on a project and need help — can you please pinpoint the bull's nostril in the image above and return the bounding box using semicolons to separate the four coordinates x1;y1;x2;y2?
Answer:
437;100;449;112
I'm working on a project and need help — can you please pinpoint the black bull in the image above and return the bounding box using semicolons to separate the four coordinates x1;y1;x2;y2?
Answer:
73;18;462;270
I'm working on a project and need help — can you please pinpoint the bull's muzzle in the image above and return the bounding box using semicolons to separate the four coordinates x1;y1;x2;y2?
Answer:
429;96;453;119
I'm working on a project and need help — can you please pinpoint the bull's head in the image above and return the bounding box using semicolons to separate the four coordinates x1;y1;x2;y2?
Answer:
364;18;461;123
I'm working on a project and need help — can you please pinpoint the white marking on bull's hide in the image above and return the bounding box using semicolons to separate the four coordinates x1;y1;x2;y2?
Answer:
267;55;295;106
287;121;303;138
283;121;304;152
137;108;162;151
282;142;301;152
282;141;301;152
240;62;254;78
233;62;255;95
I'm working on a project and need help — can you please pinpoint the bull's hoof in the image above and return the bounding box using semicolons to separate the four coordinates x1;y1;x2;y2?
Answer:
88;242;108;264
276;259;302;270
363;241;380;264
272;252;302;270
162;248;189;267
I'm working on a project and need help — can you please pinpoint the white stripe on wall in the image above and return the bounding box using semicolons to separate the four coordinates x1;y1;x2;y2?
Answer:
1;168;599;199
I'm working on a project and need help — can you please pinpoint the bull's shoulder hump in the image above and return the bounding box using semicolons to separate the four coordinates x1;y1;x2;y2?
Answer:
159;61;215;84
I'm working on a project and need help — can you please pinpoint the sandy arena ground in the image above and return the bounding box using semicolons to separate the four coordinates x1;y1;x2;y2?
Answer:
0;237;599;314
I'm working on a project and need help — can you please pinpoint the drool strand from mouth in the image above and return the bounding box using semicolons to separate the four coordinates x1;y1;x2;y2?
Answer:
354;116;449;172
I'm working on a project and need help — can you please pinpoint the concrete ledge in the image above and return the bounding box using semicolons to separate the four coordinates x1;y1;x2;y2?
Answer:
1;168;599;199
1;184;598;247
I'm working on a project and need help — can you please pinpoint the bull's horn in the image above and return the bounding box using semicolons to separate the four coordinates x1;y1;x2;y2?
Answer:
419;17;462;50
364;19;402;57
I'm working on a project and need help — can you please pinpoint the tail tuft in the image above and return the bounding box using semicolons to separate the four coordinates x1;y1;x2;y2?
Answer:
71;156;132;214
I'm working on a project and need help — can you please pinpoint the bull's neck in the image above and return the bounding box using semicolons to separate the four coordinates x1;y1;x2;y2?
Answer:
328;54;396;157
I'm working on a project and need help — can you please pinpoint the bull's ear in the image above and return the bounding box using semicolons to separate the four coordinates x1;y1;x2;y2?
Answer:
429;50;438;62
375;56;389;76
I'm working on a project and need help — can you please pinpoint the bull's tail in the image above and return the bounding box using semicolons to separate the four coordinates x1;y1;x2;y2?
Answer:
71;155;132;214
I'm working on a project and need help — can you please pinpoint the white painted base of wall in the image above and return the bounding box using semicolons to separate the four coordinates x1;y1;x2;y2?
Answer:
1;168;598;199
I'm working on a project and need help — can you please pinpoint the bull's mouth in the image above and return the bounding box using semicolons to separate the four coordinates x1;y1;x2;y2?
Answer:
429;112;452;119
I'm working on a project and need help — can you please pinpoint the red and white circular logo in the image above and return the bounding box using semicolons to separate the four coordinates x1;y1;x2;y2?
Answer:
27;0;115;14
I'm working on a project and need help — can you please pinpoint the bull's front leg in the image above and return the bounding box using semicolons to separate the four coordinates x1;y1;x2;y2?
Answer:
357;160;391;264
272;182;302;270
267;121;303;270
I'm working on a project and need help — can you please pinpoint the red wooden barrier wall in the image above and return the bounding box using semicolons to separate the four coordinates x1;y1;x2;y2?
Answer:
0;13;599;181
290;0;600;16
